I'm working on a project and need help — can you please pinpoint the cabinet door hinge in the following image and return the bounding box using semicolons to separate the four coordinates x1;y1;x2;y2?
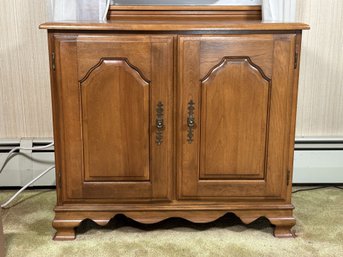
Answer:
294;50;298;69
58;172;62;188
287;170;291;186
52;52;56;71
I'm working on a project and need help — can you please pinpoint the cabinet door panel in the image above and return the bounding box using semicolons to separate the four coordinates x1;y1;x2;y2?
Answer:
178;35;295;200
81;59;150;182
200;57;270;179
53;35;174;202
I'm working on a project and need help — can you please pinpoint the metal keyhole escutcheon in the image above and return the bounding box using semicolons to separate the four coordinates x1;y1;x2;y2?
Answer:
187;100;195;143
156;101;164;145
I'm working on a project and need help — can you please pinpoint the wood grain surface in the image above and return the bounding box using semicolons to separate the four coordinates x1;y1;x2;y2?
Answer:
39;20;309;31
38;5;306;240
177;34;295;200
50;34;174;202
199;57;270;179
80;58;151;182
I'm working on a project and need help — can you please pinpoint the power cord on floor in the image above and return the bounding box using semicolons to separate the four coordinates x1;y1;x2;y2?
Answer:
1;166;55;208
0;142;55;209
292;185;343;194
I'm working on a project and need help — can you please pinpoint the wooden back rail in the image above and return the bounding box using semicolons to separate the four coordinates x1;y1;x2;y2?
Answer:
107;5;262;20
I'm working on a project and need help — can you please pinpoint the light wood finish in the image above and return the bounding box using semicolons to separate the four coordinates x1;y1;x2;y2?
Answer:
108;5;262;11
199;57;269;179
40;7;308;240
81;58;150;182
107;5;262;20
51;34;174;201
295;0;343;136
40;20;309;31
52;206;296;240
178;34;296;199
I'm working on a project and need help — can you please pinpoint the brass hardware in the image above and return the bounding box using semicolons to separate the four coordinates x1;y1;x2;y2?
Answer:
187;100;195;143
156;101;165;145
52;52;56;71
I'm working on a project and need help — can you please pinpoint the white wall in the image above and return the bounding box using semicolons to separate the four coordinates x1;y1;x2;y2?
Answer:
0;0;52;138
295;0;343;136
0;0;342;138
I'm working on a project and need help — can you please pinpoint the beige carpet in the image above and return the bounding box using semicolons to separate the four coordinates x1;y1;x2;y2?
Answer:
0;187;342;257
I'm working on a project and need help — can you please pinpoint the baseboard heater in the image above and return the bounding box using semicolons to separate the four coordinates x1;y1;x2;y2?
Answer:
0;138;55;187
0;137;342;187
293;137;343;183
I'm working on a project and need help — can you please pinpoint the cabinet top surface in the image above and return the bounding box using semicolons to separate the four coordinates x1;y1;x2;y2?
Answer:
40;19;309;31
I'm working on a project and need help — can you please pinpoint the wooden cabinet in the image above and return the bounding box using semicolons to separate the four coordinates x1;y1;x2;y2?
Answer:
41;5;309;240
178;34;295;200
52;35;174;202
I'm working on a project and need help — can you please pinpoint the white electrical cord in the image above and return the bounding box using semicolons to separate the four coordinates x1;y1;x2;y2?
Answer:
0;142;55;208
1;166;55;208
0;142;54;173
102;0;111;21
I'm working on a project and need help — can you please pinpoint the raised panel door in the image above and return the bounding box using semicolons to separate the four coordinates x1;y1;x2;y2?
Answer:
178;34;296;200
52;34;174;202
81;58;151;182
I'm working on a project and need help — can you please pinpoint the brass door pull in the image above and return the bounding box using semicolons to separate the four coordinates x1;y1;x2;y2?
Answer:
156;101;165;145
187;100;195;143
